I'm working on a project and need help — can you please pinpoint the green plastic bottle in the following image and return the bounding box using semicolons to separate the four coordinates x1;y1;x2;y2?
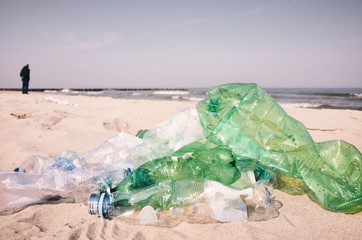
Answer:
113;145;241;206
88;144;242;217
88;178;207;218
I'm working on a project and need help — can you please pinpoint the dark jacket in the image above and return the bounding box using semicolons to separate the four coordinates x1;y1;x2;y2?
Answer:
20;66;30;81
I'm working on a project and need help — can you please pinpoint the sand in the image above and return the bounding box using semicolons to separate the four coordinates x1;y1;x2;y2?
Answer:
0;91;361;240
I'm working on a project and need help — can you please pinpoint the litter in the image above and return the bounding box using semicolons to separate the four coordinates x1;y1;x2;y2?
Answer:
1;83;361;225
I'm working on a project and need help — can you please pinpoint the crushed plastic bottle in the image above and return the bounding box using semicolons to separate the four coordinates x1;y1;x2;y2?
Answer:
113;145;241;194
0;107;205;212
79;107;205;172
88;178;279;225
87;142;281;224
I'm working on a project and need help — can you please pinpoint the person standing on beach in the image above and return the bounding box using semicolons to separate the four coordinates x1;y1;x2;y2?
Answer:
20;64;30;94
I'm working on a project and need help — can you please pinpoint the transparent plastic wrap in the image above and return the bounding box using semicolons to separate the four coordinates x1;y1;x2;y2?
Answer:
125;106;205;167
80;106;204;172
0;107;205;213
196;83;362;213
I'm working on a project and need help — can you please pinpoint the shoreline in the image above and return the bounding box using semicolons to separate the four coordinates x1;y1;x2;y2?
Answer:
2;87;361;111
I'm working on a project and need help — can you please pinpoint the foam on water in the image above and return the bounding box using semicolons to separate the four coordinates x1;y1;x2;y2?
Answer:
43;96;79;107
280;103;322;109
60;89;79;94
87;91;103;95
185;97;206;102
352;93;362;98
153;91;190;95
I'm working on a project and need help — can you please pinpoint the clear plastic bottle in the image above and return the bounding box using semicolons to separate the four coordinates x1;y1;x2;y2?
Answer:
88;179;206;218
88;179;279;225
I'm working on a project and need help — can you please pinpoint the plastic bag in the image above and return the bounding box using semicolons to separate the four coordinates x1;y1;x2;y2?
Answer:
196;83;362;213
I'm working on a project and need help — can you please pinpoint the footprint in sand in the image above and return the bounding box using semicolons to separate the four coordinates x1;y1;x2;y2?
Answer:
40;110;71;130
103;118;130;133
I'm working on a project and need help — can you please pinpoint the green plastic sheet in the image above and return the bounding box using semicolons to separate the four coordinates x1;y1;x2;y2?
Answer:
196;83;362;213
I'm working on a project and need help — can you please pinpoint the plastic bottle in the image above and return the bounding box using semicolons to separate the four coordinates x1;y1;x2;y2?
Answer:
89;179;206;218
87;140;282;224
79;107;205;172
0;107;205;213
88;178;279;225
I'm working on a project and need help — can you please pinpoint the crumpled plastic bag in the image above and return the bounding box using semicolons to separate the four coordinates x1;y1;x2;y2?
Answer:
196;83;362;213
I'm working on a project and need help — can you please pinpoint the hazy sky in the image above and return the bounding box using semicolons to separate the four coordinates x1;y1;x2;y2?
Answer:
1;0;361;88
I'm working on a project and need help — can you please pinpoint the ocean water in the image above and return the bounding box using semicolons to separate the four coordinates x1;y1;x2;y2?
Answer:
45;87;362;111
264;88;362;111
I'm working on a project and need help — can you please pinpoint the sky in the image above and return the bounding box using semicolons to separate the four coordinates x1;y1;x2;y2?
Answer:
0;0;361;89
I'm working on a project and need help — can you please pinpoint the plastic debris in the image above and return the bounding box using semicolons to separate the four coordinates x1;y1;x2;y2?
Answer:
0;107;205;212
88;178;278;224
1;83;361;224
137;206;159;224
196;83;362;213
135;129;148;139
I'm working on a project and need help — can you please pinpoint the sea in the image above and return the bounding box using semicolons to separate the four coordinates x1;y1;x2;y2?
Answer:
40;87;362;111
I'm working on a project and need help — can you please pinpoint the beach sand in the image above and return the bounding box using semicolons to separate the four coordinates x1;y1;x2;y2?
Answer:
0;91;361;240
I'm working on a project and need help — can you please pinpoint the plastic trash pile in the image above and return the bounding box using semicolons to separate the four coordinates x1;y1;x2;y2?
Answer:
1;83;361;226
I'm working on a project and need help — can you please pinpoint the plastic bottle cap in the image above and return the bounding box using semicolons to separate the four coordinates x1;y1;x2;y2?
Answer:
88;193;100;215
88;193;112;218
